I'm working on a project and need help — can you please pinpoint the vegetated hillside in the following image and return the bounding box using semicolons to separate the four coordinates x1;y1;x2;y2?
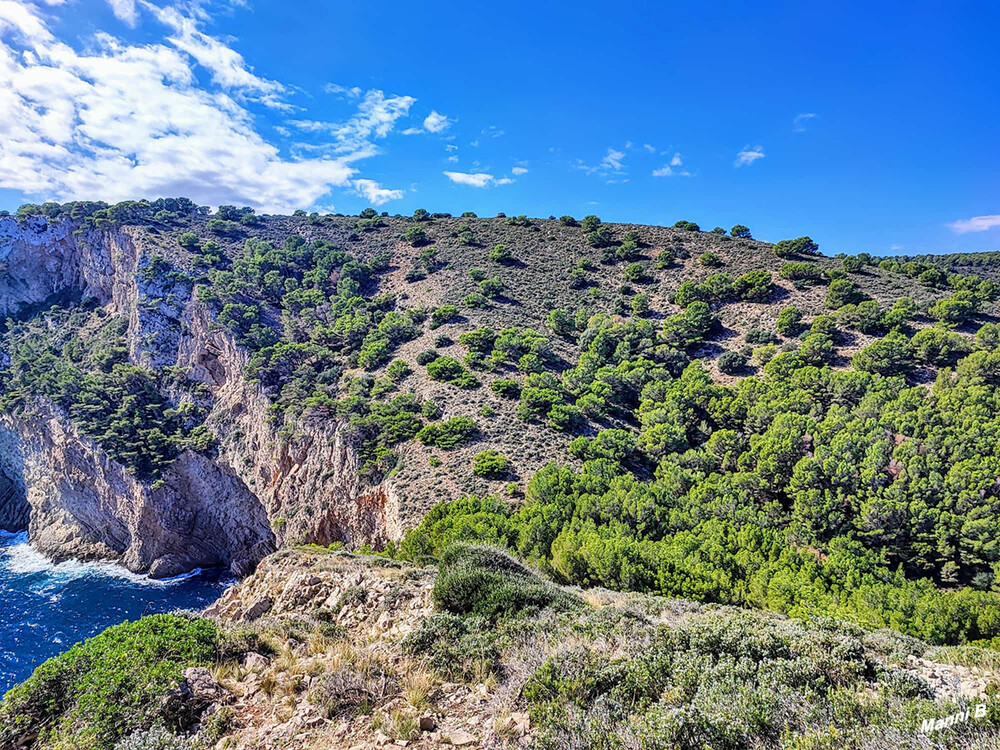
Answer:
4;202;1000;638
4;545;1000;750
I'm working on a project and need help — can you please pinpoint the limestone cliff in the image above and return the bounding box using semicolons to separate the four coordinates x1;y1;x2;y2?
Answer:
0;215;403;577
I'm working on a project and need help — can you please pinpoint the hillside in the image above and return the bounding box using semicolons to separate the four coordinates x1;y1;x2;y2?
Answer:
3;199;1000;746
3;545;1000;750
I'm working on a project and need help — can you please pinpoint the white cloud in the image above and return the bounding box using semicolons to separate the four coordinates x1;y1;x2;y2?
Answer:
423;110;450;133
642;143;655;153
494;177;514;185
140;1;288;108
511;166;528;176
469;139;479;147
445;144;458;152
734;145;765;167
481;125;503;138
287;89;416;154
107;0;137;27
0;1;400;213
443;171;494;188
670;152;683;167
651;165;691;177
324;82;361;97
352;178;403;206
446;155;458;163
601;148;625;171
947;215;1000;234
793;113;817;132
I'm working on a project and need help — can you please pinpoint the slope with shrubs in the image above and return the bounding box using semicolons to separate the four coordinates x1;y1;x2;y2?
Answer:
5;546;1000;749
4;201;1000;654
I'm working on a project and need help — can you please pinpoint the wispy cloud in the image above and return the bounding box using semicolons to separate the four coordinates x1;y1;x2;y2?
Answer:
401;109;452;136
107;0;137;26
443;171;516;188
287;89;416;154
443;171;494;187
947;215;1000;234
481;125;504;138
793;113;817;132
642;143;656;153
353;178;403;206
140;1;289;109
511;166;528;176
324;82;362;98
734;145;765;167
602;148;625;171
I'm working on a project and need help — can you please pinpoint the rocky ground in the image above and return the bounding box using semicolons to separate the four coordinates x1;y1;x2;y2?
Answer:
194;549;530;749
166;548;1000;750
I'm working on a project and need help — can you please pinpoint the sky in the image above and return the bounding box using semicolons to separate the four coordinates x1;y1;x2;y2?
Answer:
0;0;997;256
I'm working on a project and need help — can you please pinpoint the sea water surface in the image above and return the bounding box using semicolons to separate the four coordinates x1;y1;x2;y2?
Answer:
0;531;229;694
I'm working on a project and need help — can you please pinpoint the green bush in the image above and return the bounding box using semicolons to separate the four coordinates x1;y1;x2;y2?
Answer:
416;416;478;449
699;251;723;267
730;224;751;239
0;615;222;750
776;306;804;336
404;225;428;247
717;350;746;374
431;544;579;622
491;378;521;399
773;236;819;258
472;449;510;478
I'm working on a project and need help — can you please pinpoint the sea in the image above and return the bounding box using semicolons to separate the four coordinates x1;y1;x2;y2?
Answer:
0;530;229;695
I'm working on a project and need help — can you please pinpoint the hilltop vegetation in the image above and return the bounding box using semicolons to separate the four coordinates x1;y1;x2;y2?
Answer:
4;202;1000;647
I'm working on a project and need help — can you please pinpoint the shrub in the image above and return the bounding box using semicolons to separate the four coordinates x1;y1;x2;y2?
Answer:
386;359;411;381
580;215;601;232
431;544;579;622
779;262;824;283
842;255;864;273
177;232;200;250
699;251;723;267
0;615;221;750
404;225;428;247
730;224;751;239
910;328;971;365
930;291;979;327
624;262;646;282
479;277;504;298
489;243;513;263
491;379;520;399
472;449;510;478
559;215;577;226
412;208;430;221
416;416;478;449
430;305;460;328
416;349;438;366
717;350;746;374
586;226;614;248
735;270;773;302
547;309;574;336
773;236;819;258
631;293;650;317
852;332;914;374
674;220;700;231
459;327;497;353
777;306;803;337
745;328;777;345
825;279;864;309
468;267;487;282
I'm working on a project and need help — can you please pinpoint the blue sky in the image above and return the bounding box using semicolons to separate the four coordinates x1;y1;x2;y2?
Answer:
0;0;997;255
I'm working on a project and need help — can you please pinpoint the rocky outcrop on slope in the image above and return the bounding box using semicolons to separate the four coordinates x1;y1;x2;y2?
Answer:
0;215;403;576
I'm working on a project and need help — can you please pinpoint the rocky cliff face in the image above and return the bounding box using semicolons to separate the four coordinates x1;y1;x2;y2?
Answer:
0;216;403;576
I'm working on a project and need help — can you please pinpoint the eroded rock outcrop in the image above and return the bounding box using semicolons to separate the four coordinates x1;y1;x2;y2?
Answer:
0;215;403;576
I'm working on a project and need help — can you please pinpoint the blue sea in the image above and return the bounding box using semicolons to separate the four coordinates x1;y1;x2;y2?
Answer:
0;531;229;694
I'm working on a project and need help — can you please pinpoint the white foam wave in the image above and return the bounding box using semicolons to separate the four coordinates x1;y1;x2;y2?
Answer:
0;535;214;586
